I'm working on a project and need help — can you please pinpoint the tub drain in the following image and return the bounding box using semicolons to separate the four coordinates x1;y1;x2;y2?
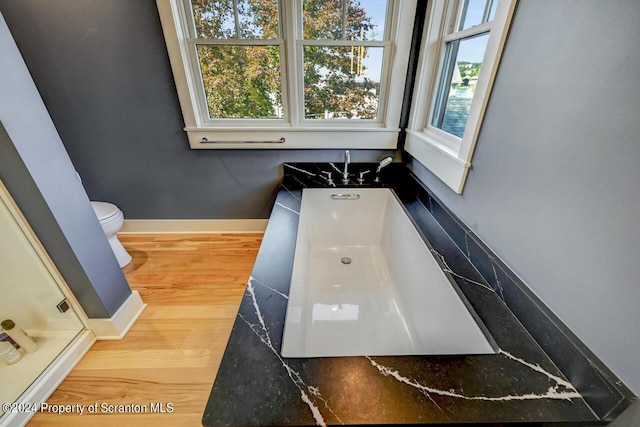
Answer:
341;257;352;265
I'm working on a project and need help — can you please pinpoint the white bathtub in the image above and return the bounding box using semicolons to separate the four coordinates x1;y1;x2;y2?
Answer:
281;188;497;358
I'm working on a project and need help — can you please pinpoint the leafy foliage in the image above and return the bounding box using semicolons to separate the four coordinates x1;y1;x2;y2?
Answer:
189;0;384;120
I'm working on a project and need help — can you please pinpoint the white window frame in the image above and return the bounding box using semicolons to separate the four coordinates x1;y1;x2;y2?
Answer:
156;0;416;149
405;0;516;193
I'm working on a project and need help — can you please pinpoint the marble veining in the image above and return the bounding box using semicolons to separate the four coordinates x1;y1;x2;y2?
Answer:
250;276;289;300
459;228;508;303
429;248;496;293
328;162;342;175
498;350;577;392
366;355;581;402
284;163;317;177
275;201;300;215
489;258;506;300
241;277;340;427
280;183;301;202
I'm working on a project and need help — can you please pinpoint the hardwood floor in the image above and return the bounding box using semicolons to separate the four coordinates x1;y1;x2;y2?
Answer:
28;234;263;426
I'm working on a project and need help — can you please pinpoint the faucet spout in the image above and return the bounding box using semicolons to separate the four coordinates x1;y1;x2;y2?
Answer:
342;150;351;184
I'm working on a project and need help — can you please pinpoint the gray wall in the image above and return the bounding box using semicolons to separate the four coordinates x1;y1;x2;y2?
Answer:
0;13;131;318
0;0;393;220
408;0;640;397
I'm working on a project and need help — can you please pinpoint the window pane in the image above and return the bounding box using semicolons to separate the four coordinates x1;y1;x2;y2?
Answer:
303;46;383;119
196;45;283;118
458;0;488;30
431;33;489;137
191;0;279;39
303;0;387;41
487;0;498;21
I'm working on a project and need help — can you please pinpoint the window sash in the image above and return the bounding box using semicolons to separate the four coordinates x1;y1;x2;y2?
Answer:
301;0;391;42
430;32;489;137
443;21;492;43
181;0;288;122
425;0;494;142
183;0;284;40
184;40;288;124
455;0;496;32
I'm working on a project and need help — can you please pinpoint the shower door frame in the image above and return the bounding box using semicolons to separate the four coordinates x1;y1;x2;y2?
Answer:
0;179;96;427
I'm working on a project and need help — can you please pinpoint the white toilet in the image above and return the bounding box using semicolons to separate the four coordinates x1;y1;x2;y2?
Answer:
90;201;132;268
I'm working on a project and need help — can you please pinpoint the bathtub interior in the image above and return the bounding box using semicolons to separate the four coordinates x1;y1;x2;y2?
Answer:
281;188;498;358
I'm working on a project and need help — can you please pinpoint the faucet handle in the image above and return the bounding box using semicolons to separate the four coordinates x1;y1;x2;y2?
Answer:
357;170;370;185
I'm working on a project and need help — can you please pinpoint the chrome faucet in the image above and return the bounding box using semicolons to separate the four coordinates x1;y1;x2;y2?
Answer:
342;150;351;185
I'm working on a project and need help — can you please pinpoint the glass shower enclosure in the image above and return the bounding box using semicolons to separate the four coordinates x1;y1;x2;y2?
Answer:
0;181;86;422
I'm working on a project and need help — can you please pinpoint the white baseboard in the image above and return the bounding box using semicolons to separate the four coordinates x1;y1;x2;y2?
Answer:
0;330;96;427
86;290;146;340
120;219;268;234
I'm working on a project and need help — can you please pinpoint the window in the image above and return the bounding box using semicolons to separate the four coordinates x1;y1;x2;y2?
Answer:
156;0;416;148
406;0;516;193
190;0;284;120
431;32;489;137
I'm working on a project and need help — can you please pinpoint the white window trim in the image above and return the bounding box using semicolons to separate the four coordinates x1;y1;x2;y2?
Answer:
406;0;517;193
156;0;416;149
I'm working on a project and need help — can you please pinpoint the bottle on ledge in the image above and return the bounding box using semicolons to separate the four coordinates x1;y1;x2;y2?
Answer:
0;333;22;364
1;319;38;353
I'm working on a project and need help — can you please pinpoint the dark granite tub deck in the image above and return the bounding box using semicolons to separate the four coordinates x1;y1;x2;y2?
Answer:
203;163;634;426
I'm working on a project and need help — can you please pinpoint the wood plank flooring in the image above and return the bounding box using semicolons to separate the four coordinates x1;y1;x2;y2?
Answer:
28;233;262;426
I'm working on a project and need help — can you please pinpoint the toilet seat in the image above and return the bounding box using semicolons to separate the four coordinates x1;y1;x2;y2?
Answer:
90;201;120;223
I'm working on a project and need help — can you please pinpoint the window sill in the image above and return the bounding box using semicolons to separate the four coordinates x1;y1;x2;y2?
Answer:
405;130;470;193
184;128;401;149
